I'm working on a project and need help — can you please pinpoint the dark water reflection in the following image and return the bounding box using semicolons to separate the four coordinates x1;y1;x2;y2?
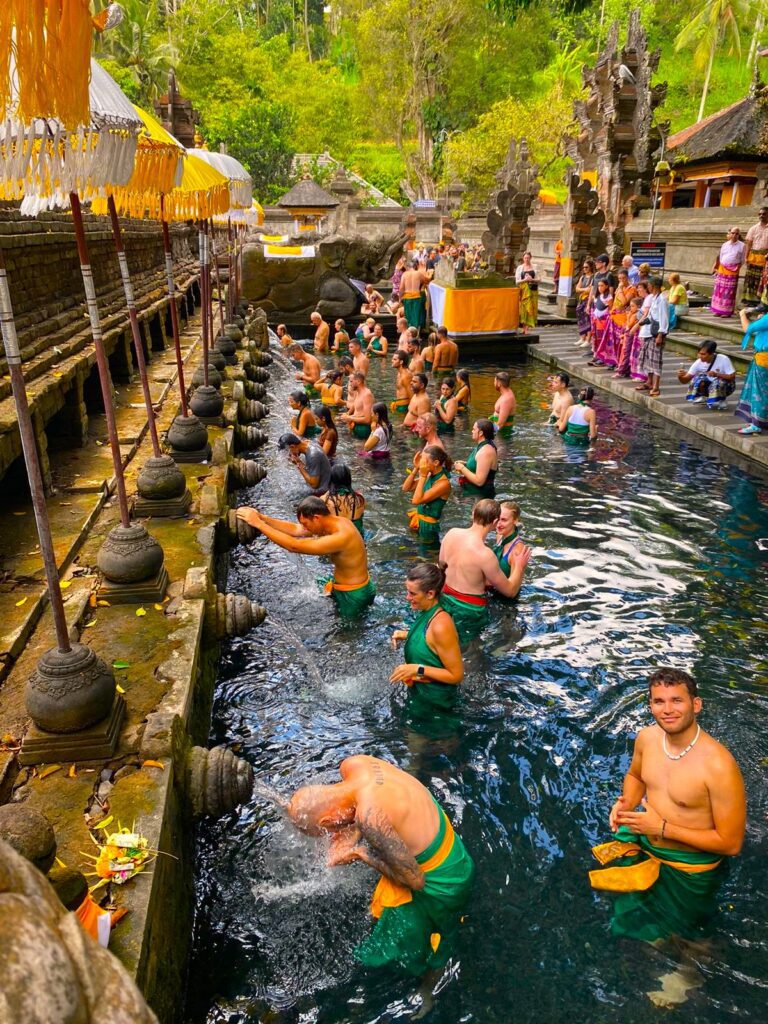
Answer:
187;350;768;1024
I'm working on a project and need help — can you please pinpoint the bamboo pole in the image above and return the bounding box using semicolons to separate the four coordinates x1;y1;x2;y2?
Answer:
160;196;190;417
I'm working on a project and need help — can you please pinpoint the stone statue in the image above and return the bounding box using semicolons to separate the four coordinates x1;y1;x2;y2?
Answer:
562;10;668;264
241;231;408;319
0;837;158;1023
482;138;541;276
556;173;608;316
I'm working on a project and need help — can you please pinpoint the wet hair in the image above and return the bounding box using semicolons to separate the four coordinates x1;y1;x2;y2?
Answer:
393;349;409;366
419;412;437;431
472;498;501;526
328;462;352;492
441;377;456;393
278;432;302;449
648;667;698;698
406;561;446;596
499;499;521;520
412;372;428;389
495;371;510;387
426;332;438;348
555;371;570;386
579;387;595;402
289;343;305;356
290;389;309;408
456;368;470;385
297;496;330;519
422;444;447;465
336;318;346;328
313;405;336;430
408;327;419;341
326;369;343;383
349;337;361;349
474;417;495;441
351;371;366;384
437;326;448;338
372;401;392;440
339;355;354;369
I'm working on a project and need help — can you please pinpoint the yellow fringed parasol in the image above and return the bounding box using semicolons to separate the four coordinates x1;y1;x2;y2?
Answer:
186;148;252;209
0;0;93;129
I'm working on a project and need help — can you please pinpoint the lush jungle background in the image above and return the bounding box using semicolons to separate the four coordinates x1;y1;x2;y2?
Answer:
96;0;766;205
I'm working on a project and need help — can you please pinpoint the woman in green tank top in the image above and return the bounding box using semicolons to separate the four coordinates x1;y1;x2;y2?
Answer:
389;562;463;713
402;446;451;544
454;418;498;497
492;500;522;578
290;390;322;438
434;377;458;434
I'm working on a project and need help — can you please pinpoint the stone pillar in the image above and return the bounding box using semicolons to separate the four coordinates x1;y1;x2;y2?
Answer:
556;174;607;318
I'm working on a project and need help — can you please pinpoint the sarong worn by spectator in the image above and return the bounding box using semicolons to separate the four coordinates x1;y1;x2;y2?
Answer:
743;208;768;304
710;228;746;317
736;310;768;435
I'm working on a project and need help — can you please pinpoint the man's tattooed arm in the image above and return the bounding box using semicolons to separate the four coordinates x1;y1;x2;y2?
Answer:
355;805;425;890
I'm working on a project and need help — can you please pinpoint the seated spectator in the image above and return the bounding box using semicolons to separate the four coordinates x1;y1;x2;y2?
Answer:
677;340;736;409
360;283;384;314
667;272;689;330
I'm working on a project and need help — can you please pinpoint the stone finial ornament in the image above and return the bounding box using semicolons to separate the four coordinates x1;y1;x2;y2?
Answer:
481;138;541;276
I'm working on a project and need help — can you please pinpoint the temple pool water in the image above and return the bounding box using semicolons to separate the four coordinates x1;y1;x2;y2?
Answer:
186;347;768;1024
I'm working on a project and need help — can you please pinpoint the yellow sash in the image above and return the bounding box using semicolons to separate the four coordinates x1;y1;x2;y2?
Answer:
323;576;370;594
402;291;423;300
755;352;768;368
747;251;767;267
407;508;438;531
370;814;456;918
391;400;409;412
717;263;739;278
589;840;722;893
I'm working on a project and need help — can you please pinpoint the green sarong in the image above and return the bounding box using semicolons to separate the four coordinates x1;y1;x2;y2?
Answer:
352;423;372;441
563;421;589;446
305;386;321;399
490;413;513;439
356;799;474;975
590;826;727;943
403;293;426;330
402;604;458;714
319;575;376;617
439;586;489;642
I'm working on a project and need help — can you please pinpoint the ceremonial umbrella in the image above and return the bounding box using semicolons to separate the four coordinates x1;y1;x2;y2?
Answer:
1;61;170;619
187;149;253;328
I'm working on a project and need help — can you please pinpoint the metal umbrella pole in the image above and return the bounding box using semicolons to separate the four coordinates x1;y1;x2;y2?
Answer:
161;197;211;460
107;196;189;514
0;252;71;653
69;192;167;600
189;220;224;420
210;220;226;335
227;216;234;322
0;247;119;758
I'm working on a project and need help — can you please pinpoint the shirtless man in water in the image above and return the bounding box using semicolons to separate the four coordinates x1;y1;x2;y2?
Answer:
289;344;322;390
288;754;473;980
390;350;414;414
237;496;374;614
310;311;330;354
348;338;370;376
548;371;574;424
404;373;432;428
491;371;517;437
339;371;374;439
432;327;459;371
276;324;293;348
591;667;746;1008
438;499;531;639
406;331;425;374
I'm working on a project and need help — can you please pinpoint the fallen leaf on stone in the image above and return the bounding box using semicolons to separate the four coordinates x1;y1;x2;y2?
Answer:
142;760;164;770
83;620;97;628
15;597;28;607
154;603;164;611
55;857;67;868
97;599;110;607
187;520;196;526
116;683;125;694
69;765;77;778
39;764;62;779
136;607;147;617
112;659;130;670
95;440;104;446
60;580;72;589
94;815;114;830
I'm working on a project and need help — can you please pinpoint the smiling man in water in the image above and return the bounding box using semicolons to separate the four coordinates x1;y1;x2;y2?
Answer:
590;667;746;1007
287;755;474;985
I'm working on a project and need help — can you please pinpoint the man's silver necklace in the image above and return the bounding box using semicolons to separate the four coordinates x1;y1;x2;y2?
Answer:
663;724;701;761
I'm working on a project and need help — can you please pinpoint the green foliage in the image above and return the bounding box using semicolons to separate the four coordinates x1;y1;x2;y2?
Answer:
94;0;765;205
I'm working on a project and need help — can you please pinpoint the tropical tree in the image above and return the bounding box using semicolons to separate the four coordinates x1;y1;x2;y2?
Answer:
95;0;176;101
674;0;756;122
